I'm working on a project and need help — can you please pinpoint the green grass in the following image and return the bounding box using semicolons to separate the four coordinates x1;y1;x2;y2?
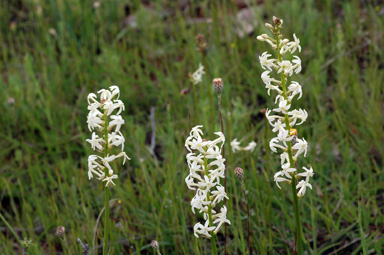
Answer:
1;0;383;254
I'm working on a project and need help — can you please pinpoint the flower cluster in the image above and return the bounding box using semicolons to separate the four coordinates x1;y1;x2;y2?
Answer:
190;64;205;85
185;125;230;238
231;139;257;153
257;17;314;197
86;85;130;187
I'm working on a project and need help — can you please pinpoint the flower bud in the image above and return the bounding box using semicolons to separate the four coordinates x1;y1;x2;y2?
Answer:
212;78;223;94
196;34;206;50
265;23;274;30
273;16;281;26
234;167;244;181
56;226;65;238
151;240;159;249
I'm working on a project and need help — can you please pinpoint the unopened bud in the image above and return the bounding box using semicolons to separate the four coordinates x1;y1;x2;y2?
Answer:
56;226;65;238
234;167;244;181
265;23;274;30
212;78;223;94
151;240;159;249
196;34;206;50
273;16;281;26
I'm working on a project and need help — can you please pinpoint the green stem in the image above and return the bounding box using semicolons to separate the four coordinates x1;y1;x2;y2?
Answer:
201;50;215;131
103;111;110;255
204;156;218;255
0;212;22;246
192;84;198;124
358;197;367;255
276;29;303;255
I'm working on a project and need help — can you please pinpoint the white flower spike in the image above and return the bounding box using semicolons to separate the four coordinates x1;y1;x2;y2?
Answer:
185;125;230;238
86;85;130;187
257;22;313;197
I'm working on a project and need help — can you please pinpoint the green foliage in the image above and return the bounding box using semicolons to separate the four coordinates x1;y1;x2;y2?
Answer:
0;0;383;254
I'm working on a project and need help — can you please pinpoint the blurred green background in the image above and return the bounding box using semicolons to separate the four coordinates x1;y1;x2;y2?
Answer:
1;0;383;254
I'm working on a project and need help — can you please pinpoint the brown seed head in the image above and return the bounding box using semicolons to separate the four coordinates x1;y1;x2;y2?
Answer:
212;78;223;94
234;167;244;181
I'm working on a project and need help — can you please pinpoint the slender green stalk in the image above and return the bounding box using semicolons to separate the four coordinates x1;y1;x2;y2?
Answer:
275;29;303;255
0;212;21;246
192;84;198;124
217;94;227;255
103;110;110;255
241;182;250;255
200;49;215;132
204;156;218;255
358;197;367;255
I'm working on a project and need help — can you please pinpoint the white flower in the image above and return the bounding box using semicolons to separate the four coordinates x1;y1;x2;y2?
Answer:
231;139;241;152
288;109;308;126
296;180;312;197
243;141;257;152
259;52;275;71
109;115;124;132
280;152;290;165
198;175;217;191
274;173;290;189
273;99;291;114
258;25;313;197
109;85;120;100
298;166;314;182
185;125;230;239
87;114;103;132
194;220;215;238
287;34;301;54
98;88;111;101
103;174;118;187
292;56;302;74
191;64;205;85
88;155;105;180
86;85;130;187
269;137;287;153
292;138;308;159
213;206;231;234
277;129;293;146
86;132;104;151
211;185;229;205
288;81;302;100
277;60;293;76
108;131;125;151
271;119;286;133
265;109;283;126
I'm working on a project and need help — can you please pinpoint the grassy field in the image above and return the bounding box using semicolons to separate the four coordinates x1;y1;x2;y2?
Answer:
1;0;383;254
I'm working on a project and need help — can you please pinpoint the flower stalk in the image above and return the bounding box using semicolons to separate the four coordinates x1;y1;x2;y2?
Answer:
185;125;230;254
212;77;227;254
196;34;215;132
257;16;315;255
103;109;110;255
86;86;130;255
234;167;250;255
